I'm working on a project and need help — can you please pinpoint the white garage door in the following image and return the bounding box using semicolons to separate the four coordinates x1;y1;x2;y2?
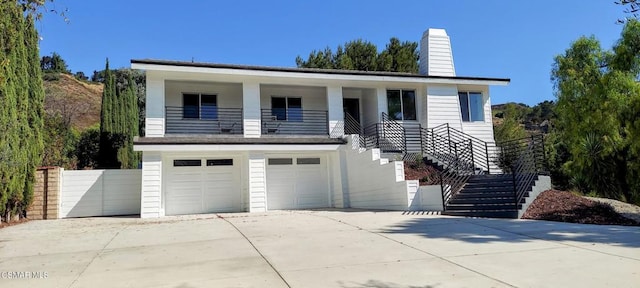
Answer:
266;156;329;210
165;158;241;215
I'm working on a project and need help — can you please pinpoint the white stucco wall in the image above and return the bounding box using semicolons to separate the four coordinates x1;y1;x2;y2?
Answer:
518;175;551;219
164;80;243;108
326;85;344;137
145;72;165;137
408;185;443;211
243;82;261;138
342;137;411;210
361;88;379;126
259;84;327;110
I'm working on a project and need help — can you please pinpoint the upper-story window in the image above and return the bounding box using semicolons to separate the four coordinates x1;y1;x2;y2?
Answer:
183;93;217;119
387;90;416;121
272;97;302;122
458;92;484;122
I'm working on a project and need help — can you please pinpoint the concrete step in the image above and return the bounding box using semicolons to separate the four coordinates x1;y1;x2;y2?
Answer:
454;191;528;198
442;210;519;219
445;203;523;211
449;197;523;205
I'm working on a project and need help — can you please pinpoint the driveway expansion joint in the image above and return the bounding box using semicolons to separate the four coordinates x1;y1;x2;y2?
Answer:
66;223;131;288
217;214;292;288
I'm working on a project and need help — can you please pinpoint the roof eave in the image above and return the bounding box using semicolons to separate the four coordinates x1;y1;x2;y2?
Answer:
131;59;510;86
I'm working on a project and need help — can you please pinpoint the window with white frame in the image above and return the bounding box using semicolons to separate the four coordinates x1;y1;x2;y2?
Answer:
271;97;302;122
387;89;416;121
183;93;217;119
458;92;484;122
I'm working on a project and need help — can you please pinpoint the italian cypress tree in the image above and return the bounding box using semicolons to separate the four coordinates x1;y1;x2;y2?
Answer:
98;60;140;169
22;13;45;215
0;1;45;221
100;59;113;133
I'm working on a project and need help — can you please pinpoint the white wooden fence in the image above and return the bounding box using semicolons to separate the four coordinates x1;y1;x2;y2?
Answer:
60;169;141;218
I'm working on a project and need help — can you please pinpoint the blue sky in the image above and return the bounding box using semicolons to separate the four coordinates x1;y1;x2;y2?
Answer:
38;0;626;105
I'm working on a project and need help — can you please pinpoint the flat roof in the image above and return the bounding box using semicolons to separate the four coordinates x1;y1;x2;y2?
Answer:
131;59;510;84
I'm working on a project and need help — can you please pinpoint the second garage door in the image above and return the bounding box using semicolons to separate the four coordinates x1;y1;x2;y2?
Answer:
165;158;241;215
266;156;329;210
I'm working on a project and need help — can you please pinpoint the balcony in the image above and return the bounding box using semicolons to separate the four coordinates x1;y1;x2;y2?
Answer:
261;109;328;135
165;106;243;135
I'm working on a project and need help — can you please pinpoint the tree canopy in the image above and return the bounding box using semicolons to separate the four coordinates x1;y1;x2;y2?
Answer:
40;52;70;74
0;1;45;222
296;37;419;73
98;59;140;169
552;19;640;204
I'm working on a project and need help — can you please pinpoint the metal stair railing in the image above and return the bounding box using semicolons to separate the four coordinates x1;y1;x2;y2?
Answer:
497;134;545;173
439;142;475;210
425;123;493;174
378;112;407;154
510;135;545;209
344;111;364;148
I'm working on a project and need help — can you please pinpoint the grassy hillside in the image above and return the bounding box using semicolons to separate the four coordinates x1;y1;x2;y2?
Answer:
43;73;102;131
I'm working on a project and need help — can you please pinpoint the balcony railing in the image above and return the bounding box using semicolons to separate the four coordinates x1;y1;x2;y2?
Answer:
261;109;328;135
165;106;243;135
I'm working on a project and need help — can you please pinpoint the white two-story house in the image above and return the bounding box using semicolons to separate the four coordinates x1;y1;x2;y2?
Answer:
132;28;510;218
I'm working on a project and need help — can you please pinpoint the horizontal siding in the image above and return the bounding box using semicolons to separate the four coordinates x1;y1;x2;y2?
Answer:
427;36;455;76
145;118;164;137
248;156;266;212
141;153;162;218
461;123;495;143
427;86;462;130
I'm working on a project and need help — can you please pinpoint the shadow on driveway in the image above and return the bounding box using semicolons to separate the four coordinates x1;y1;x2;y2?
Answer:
382;217;640;247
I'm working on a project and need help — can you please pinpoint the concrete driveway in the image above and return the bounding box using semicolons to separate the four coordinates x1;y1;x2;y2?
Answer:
0;210;639;288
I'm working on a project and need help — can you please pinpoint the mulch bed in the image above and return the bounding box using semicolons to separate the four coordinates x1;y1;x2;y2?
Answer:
522;190;640;226
404;162;440;185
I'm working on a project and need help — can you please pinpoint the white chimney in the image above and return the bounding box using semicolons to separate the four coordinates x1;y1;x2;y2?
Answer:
419;28;456;76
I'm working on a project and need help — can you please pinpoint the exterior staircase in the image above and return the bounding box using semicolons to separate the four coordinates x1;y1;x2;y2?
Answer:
443;174;530;218
344;112;549;219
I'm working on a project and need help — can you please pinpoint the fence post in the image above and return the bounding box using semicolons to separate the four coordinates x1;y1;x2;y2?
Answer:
446;123;452;154
431;130;436;156
402;126;407;156
512;167;518;210
439;172;446;211
485;142;490;174
453;142;459;174
540;135;546;173
469;139;475;171
375;125;380;148
419;125;424;155
326;111;329;135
